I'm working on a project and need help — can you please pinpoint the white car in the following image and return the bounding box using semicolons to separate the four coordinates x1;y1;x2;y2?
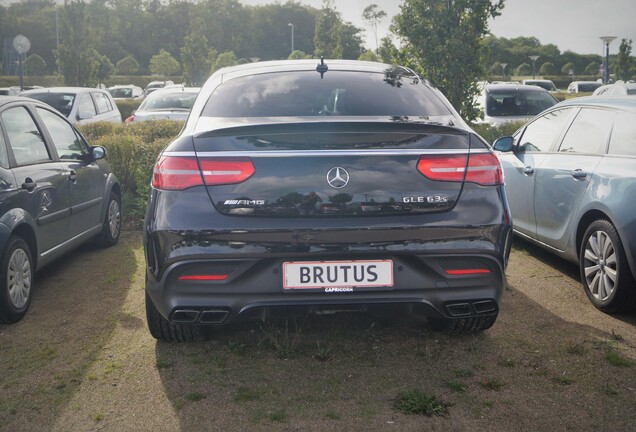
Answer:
475;84;558;125
125;86;200;123
567;81;602;93
21;87;122;125
107;84;143;99
592;81;636;96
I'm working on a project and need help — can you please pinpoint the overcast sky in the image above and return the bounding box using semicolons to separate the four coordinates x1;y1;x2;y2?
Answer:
242;0;636;55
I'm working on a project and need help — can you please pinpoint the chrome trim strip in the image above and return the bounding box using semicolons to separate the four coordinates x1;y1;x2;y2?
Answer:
513;229;566;253
163;149;491;158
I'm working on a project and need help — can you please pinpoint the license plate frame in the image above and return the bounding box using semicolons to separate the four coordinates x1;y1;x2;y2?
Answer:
282;259;394;291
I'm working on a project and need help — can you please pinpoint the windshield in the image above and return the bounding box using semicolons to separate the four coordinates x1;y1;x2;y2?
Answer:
109;88;133;98
138;91;197;111
486;90;557;117
202;69;452;117
24;92;76;117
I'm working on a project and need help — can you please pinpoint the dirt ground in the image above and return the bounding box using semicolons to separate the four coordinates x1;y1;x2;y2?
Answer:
0;231;634;431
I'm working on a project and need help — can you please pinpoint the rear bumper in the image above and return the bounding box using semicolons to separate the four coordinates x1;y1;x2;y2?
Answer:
145;252;505;325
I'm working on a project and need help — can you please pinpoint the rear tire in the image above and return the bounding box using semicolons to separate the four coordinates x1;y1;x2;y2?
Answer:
96;191;121;248
580;220;636;313
428;313;497;335
0;236;34;324
145;292;205;342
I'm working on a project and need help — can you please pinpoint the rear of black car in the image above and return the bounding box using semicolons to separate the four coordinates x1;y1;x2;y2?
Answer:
143;61;512;341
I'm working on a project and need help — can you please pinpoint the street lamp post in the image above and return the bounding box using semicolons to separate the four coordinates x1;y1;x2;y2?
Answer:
288;23;295;54
528;55;540;79
600;36;616;84
500;63;507;81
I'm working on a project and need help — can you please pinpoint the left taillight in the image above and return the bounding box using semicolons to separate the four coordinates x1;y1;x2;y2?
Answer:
417;152;503;186
152;156;255;190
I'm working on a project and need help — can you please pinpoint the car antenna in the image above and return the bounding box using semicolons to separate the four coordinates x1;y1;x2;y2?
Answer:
316;57;328;79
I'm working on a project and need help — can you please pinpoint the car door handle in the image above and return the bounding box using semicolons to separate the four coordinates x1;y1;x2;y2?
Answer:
21;178;37;191
63;170;78;182
571;169;587;179
522;166;534;175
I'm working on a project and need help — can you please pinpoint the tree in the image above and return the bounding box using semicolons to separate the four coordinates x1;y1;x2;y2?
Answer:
615;38;633;81
149;49;180;77
515;63;530;76
362;4;387;51
539;61;555;75
340;22;365;60
180;17;213;86
314;0;343;58
585;61;599;75
561;62;574;75
392;0;505;120
358;50;380;62
211;51;238;73
96;53;115;82
377;36;397;64
24;54;47;76
116;56;140;75
288;50;312;60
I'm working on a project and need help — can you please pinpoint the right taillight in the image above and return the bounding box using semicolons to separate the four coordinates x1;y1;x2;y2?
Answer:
152;156;255;190
417;153;503;186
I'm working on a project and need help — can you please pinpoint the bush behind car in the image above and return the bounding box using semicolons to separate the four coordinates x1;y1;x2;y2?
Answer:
78;120;184;219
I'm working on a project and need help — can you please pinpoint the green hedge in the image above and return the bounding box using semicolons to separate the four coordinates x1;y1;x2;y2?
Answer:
472;121;525;145
78;120;184;219
114;99;143;120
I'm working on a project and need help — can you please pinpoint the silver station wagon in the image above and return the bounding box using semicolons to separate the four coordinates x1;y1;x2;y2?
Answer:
494;97;636;313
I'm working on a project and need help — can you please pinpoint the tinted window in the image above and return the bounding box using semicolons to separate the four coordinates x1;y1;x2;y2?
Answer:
486;90;557;117
25;92;75;117
559;108;614;154
608;111;636;156
139;91;197;111
517;108;573;153
578;83;601;92
93;92;111;114
1;106;50;165
202;69;452;117
37;108;86;160
109;87;132;98
78;93;97;118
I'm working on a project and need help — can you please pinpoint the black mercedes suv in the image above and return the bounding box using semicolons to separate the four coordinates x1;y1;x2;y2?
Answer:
144;60;512;341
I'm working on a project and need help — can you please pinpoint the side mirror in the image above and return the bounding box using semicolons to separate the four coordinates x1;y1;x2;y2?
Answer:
92;146;107;160
493;136;514;152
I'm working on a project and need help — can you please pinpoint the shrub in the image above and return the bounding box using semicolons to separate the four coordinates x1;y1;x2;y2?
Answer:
472;121;525;145
115;99;143;121
77;120;183;220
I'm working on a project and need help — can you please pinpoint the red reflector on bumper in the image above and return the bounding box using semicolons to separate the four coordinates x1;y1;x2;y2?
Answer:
445;269;491;275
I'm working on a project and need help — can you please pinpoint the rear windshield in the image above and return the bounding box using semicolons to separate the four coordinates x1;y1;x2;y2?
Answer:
139;91;198;111
109;88;133;98
578;83;601;92
202;69;452;117
24;92;75;117
486;90;557;117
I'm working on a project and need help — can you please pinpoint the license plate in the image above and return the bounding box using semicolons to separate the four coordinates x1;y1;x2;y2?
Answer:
283;260;393;290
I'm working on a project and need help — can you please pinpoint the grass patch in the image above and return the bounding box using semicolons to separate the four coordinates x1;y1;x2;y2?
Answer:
446;380;465;393
313;341;333;362
269;409;287;422
259;319;305;358
185;392;204;402
480;378;504;391
566;343;587;356
325;410;340;420
454;368;474;378
393;389;448;416
156;359;174;369
553;375;575;386
605;350;634;367
234;386;260;402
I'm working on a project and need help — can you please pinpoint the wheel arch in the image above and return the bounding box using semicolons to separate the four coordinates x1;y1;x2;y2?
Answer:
9;223;38;271
576;209;636;281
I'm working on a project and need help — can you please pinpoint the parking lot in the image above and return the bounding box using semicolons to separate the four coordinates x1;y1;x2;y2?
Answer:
0;231;634;431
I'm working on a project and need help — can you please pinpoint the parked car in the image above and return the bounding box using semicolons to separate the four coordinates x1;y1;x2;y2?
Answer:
0;96;121;323
21;87;122;125
493;96;636;313
592;81;636;96
125;85;199;123
522;79;557;92
143;59;513;341
567;81;602;93
143;80;174;97
475;83;558;125
107;84;143;99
